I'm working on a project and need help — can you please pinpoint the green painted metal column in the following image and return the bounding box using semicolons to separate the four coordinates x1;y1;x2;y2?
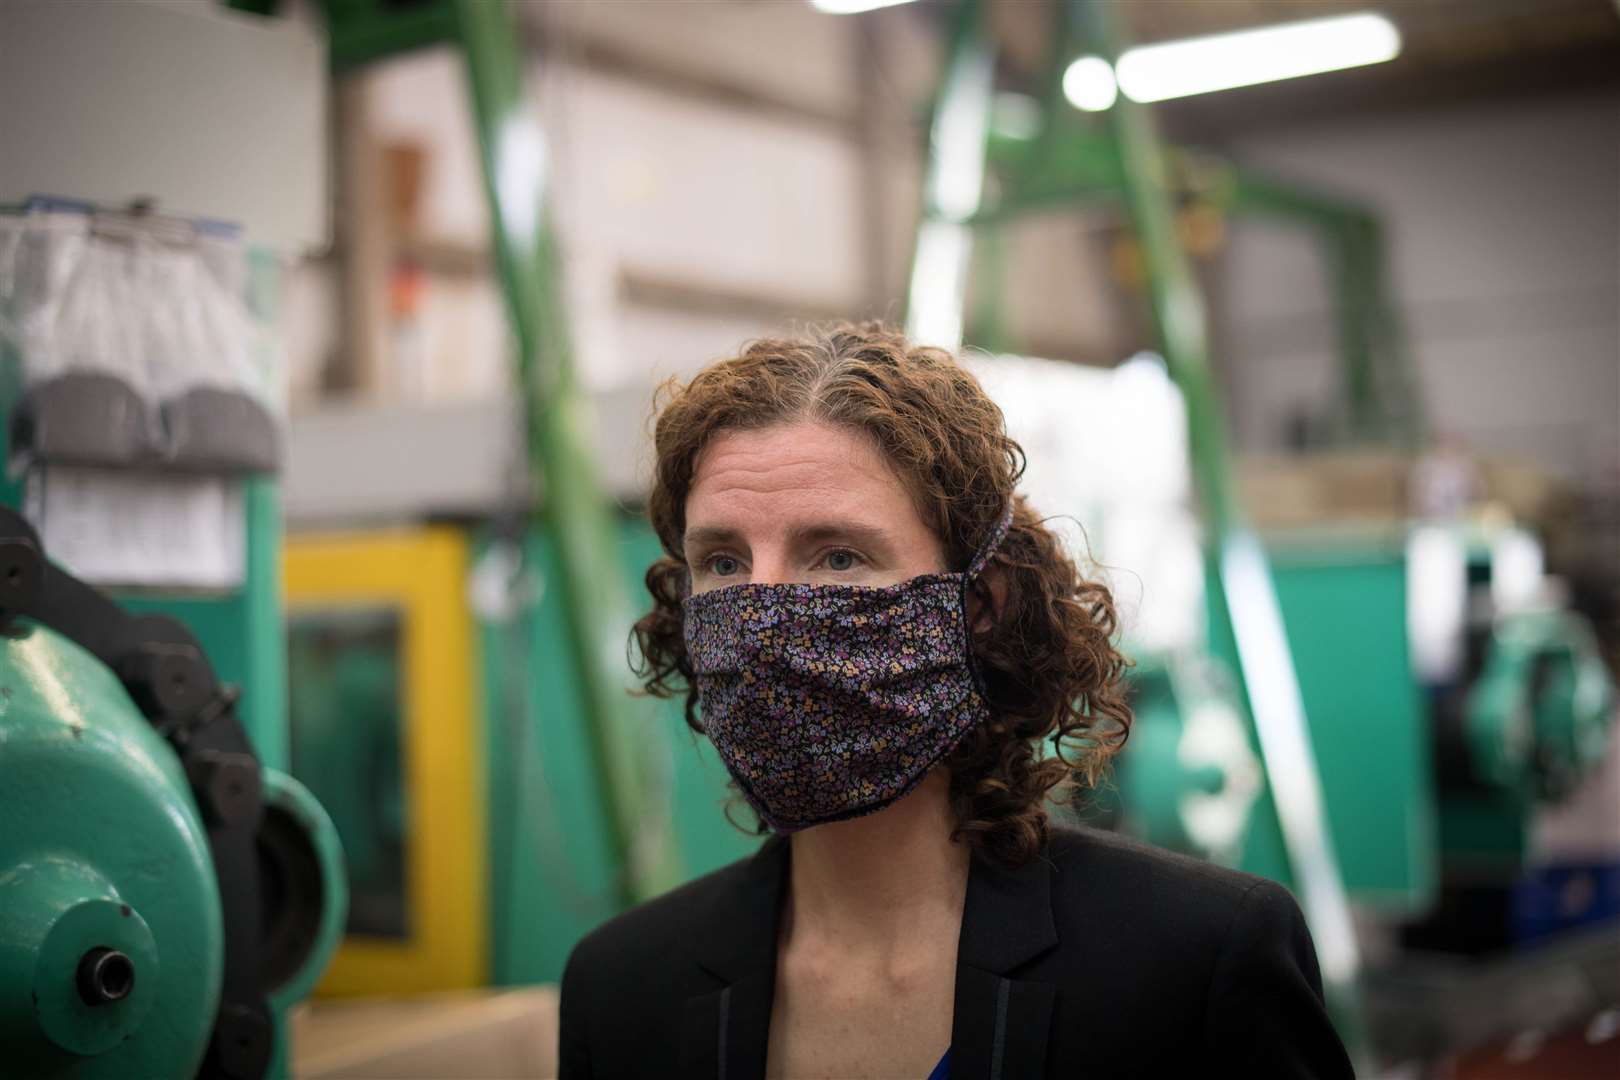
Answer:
450;0;681;904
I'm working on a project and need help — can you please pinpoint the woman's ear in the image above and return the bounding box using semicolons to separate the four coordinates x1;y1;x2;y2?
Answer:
967;565;1008;633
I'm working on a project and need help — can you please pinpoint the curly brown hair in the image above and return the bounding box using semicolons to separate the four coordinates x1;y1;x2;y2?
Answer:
632;323;1131;867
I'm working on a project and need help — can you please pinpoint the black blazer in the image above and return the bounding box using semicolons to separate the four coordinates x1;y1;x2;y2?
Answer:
559;823;1354;1078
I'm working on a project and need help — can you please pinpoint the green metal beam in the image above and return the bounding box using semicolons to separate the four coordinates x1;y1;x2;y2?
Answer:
1220;169;1420;448
974;98;1423;450
322;0;459;71
449;0;681;905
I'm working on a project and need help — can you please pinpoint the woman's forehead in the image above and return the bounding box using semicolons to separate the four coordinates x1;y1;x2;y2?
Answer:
691;422;897;496
685;422;922;534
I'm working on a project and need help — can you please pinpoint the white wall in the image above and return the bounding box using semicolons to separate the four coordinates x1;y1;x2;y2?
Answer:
1218;90;1620;494
0;0;328;253
317;37;873;396
524;0;862;122
549;64;868;391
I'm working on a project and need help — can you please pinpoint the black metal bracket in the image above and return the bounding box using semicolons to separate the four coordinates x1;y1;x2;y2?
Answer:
0;507;273;1080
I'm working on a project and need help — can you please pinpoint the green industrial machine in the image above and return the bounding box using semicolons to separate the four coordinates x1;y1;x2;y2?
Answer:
1467;608;1613;803
1108;652;1261;866
1262;532;1438;913
1259;523;1614;930
0;506;347;1079
0;625;223;1078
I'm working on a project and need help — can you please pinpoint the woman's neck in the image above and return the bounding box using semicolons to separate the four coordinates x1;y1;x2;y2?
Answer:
781;768;970;955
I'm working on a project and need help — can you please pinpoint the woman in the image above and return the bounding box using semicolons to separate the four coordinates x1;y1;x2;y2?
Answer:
559;324;1352;1079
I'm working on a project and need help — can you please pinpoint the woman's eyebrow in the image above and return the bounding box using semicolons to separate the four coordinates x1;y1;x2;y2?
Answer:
789;522;894;549
682;525;742;551
683;521;897;554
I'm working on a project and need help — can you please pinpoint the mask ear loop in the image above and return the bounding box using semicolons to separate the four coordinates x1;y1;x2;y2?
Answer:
961;500;1016;703
966;500;1016;582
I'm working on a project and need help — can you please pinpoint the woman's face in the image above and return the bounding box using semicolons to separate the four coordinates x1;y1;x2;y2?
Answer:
683;420;947;596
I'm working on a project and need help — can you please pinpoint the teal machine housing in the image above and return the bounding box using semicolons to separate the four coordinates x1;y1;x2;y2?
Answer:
0;621;347;1079
1;625;224;1076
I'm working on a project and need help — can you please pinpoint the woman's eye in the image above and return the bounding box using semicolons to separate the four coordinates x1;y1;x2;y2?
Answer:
825;550;858;572
710;555;741;577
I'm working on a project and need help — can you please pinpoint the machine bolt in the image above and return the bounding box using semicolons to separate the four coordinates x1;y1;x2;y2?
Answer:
123;646;209;719
187;750;262;828
76;947;135;1005
212;1002;272;1079
0;536;42;617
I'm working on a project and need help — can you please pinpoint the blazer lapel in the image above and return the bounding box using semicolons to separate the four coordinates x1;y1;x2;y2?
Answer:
681;836;790;1080
950;847;1061;1079
679;970;777;1080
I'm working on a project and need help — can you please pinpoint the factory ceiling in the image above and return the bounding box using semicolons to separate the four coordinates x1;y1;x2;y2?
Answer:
986;0;1620;138
512;2;1618;147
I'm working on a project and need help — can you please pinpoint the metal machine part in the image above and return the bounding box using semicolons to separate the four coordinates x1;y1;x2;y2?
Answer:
1418;525;1617;803
1117;652;1262;865
1465;608;1615;802
0;627;213;1073
0;507;344;1078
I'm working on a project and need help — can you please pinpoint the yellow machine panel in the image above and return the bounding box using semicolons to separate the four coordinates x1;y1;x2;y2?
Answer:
284;529;486;995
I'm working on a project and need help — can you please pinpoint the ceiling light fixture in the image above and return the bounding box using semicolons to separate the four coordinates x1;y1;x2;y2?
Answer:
1064;12;1401;111
1062;56;1119;112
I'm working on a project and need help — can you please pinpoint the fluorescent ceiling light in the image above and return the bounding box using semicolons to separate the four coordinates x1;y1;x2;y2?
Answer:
1063;12;1400;111
810;0;918;13
1119;13;1400;102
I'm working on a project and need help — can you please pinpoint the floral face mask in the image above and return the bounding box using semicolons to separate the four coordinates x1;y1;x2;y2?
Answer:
681;504;1014;833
